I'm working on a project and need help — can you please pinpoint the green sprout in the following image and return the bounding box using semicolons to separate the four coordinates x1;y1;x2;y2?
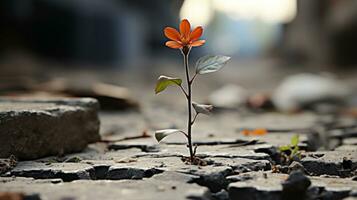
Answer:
279;134;302;164
154;19;230;163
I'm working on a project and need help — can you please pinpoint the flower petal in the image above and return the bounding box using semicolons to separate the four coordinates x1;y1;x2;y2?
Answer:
191;40;205;47
165;41;182;49
190;26;203;41
180;19;191;39
164;27;181;41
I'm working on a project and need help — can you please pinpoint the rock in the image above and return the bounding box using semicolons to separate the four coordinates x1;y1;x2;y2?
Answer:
9;161;96;182
228;171;357;200
272;73;350;112
228;172;282;200
301;151;357;177
209;84;248;109
0;98;100;160
106;166;163;180
25;79;139;111
211;190;229;200
0;172;211;200
288;161;306;173
310;175;357;198
190;167;233;193
247;93;274;110
282;171;311;200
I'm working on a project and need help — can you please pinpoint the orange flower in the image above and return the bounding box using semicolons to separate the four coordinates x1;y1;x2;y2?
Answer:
164;19;206;49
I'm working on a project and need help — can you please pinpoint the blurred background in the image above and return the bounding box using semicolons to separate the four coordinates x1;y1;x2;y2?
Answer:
1;0;357;112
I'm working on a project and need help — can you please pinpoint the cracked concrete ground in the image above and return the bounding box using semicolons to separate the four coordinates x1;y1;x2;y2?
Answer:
1;63;357;200
1;107;357;200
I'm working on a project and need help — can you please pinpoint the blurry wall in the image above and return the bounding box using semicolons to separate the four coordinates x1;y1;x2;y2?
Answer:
0;0;182;66
281;0;357;67
1;0;357;69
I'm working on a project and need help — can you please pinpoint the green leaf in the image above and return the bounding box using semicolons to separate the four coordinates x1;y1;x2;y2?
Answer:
291;135;299;147
192;102;213;115
155;75;182;94
195;55;231;75
279;145;291;152
154;129;181;143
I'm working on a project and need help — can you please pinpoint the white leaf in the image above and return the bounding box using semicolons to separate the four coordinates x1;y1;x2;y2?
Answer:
154;129;181;143
192;102;213;115
196;55;230;75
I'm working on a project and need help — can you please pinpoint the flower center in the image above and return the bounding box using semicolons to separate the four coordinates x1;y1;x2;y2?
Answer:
180;36;190;45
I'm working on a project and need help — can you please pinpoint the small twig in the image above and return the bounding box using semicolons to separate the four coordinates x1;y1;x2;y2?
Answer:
179;85;189;98
190;73;197;84
179;130;189;138
227;140;259;148
100;130;151;143
191;112;199;125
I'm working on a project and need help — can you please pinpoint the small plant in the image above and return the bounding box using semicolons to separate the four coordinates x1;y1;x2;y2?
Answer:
279;134;302;164
154;19;230;163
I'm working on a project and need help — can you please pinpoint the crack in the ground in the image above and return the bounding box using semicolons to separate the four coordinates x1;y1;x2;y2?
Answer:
187;168;234;193
182;158;272;199
254;143;357;178
106;167;164;180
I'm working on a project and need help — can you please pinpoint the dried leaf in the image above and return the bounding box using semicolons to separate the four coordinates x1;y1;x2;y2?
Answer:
155;129;181;143
192;102;213;115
